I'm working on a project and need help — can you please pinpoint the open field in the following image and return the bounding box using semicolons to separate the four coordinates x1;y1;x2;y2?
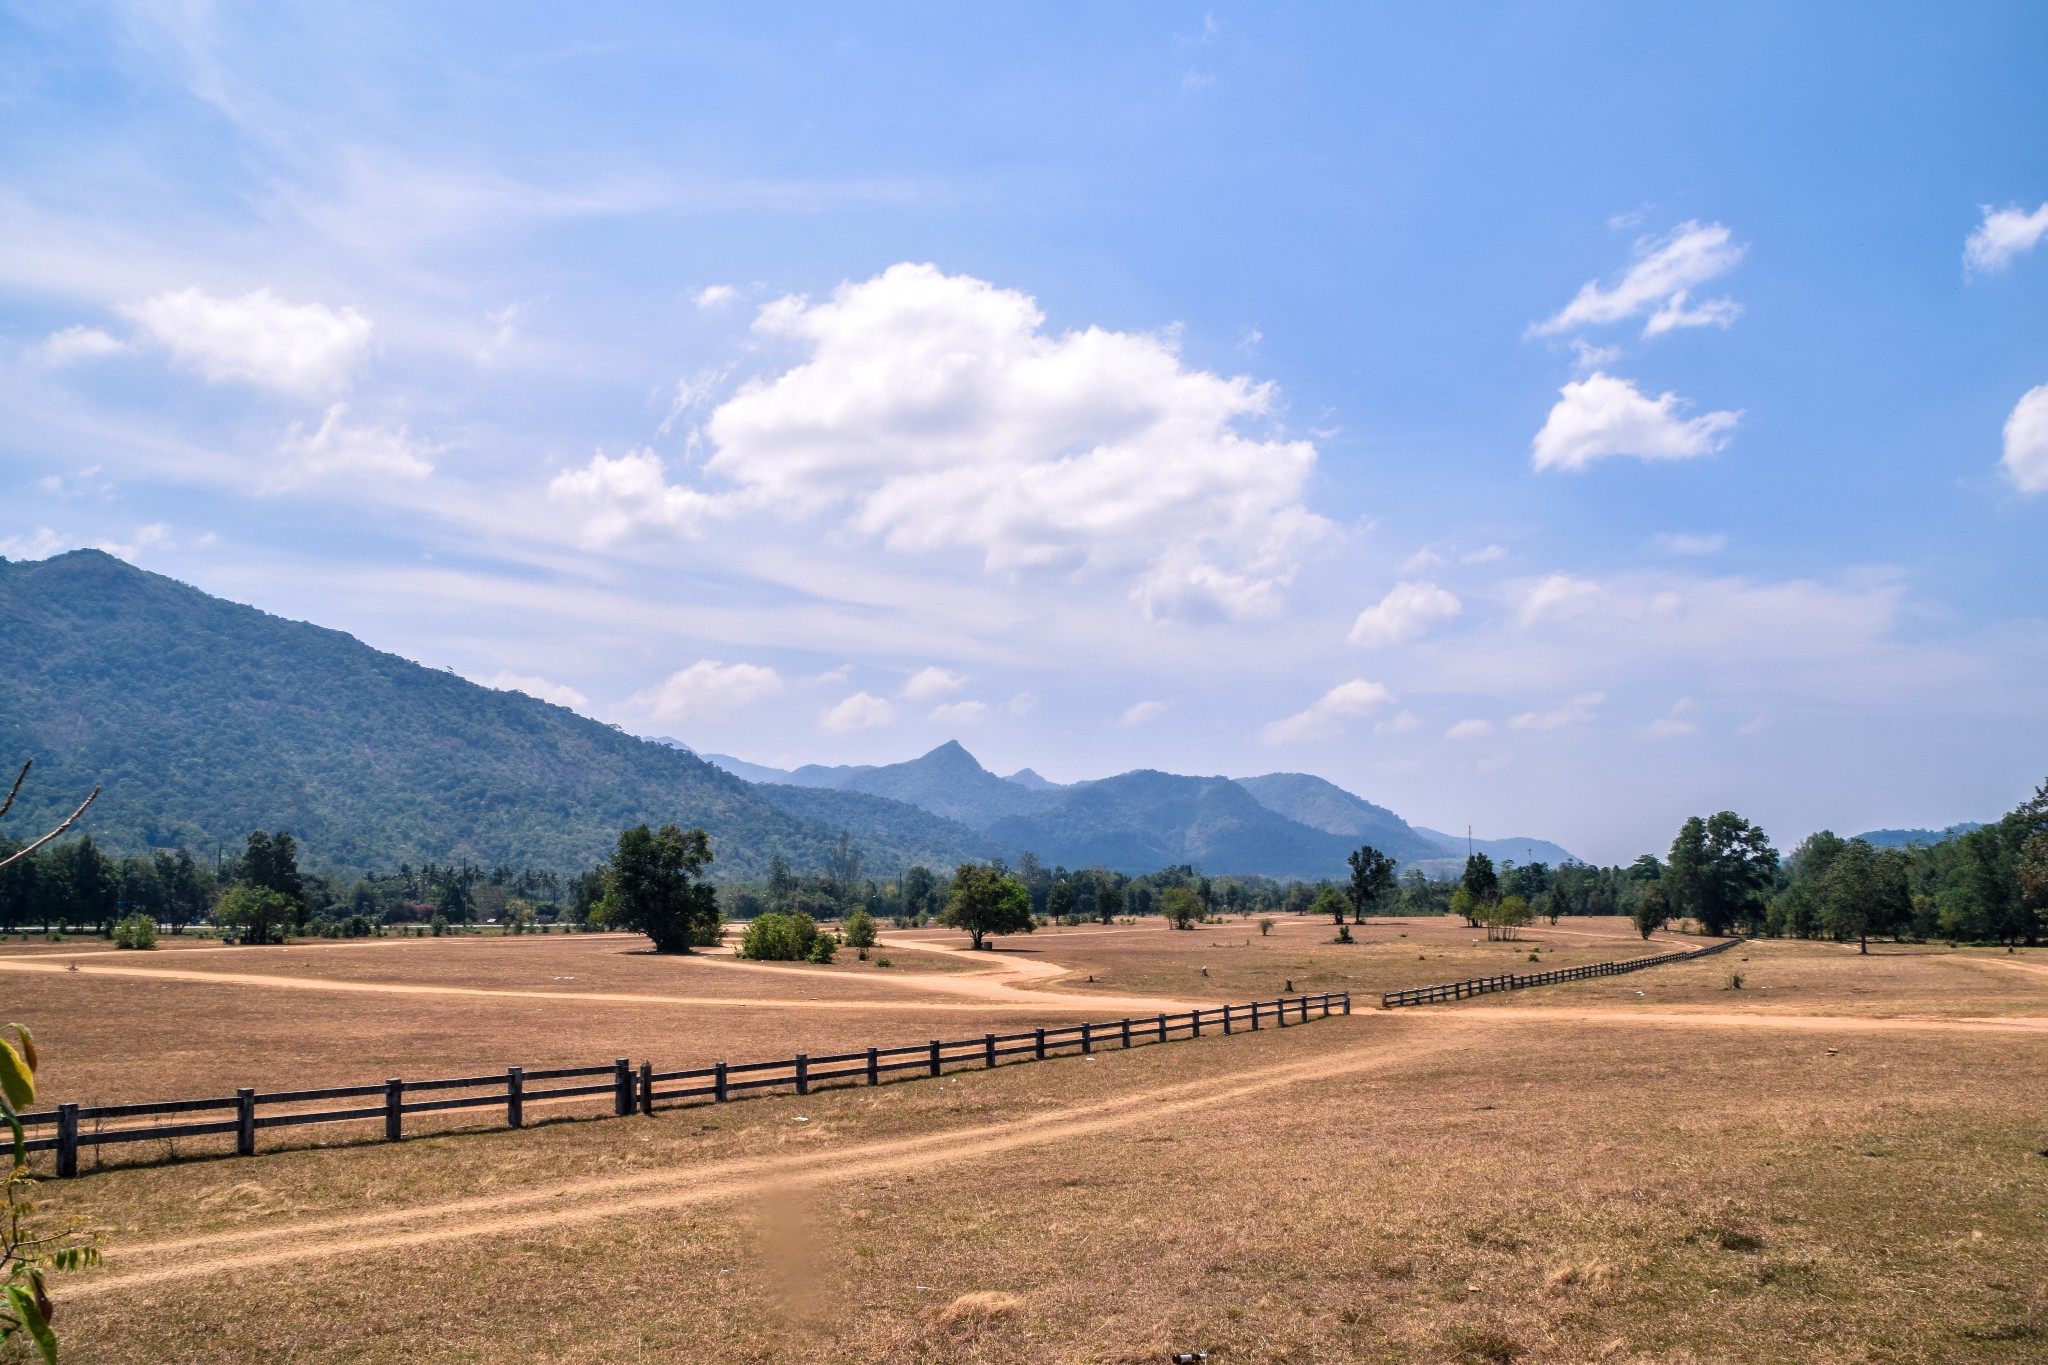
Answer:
7;918;2048;1362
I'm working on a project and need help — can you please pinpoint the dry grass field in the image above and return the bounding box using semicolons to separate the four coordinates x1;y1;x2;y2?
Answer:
5;916;2046;1362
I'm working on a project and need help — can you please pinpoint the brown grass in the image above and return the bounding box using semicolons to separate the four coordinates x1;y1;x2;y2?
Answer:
6;918;2046;1362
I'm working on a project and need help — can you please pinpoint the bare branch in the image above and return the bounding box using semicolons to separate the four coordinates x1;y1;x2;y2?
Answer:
0;787;100;872
0;762;26;824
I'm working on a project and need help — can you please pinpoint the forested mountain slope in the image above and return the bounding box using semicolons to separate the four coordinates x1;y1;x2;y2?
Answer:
0;551;988;877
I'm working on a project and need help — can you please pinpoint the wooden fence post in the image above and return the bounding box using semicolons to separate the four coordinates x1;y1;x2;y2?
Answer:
1034;1028;1046;1061
1082;1022;1093;1054
1222;1004;1232;1035
795;1053;809;1097
985;1033;997;1068
1277;998;1287;1027
1251;1000;1261;1030
1300;996;1311;1024
613;1058;633;1117
1157;1013;1167;1043
1191;1009;1202;1038
928;1040;941;1077
1121;1018;1132;1048
236;1087;256;1157
715;1062;729;1103
1342;991;1351;1015
507;1066;524;1129
639;1060;654;1115
385;1078;403;1141
866;1047;879;1086
55;1103;77;1179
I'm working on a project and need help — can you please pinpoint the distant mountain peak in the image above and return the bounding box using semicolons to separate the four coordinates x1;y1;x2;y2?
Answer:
1004;767;1061;790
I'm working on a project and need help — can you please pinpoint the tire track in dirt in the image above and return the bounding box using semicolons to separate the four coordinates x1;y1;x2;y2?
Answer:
70;1022;1456;1294
0;956;1192;1015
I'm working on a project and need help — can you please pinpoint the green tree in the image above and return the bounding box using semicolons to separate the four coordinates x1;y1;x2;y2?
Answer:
215;885;295;945
1046;878;1078;922
47;838;117;933
942;863;1034;949
593;824;723;953
1819;839;1887;953
1461;853;1499;907
154;849;210;934
1095;879;1124;924
239;831;304;917
1345;845;1397;924
842;907;877;949
766;855;797;912
1161;885;1205;930
737;910;819;960
1309;883;1348;925
1663;812;1777;937
1632;879;1669;940
900;864;936;925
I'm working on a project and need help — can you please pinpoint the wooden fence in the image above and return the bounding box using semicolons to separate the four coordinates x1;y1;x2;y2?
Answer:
16;991;1348;1178
1379;937;1743;1008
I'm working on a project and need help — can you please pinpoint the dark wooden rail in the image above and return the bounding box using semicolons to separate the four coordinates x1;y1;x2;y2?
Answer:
1380;937;1743;1008
19;991;1348;1177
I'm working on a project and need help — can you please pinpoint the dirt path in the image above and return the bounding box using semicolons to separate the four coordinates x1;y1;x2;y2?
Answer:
0;956;1192;1014
69;1024;1456;1294
1452;1005;2048;1034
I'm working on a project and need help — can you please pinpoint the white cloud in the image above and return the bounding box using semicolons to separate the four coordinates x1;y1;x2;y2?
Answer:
123;286;371;396
476;303;522;364
927;700;989;725
1261;678;1394;743
1658;532;1728;555
694;263;1326;619
276;404;434;483
1570;338;1621;370
1462;544;1507;565
484;671;589;710
1531;372;1740;472
1509;692;1605;731
40;326;126;365
2001;382;2048;494
901;665;967;700
1120;700;1166;727
1347;580;1462;648
1512;572;1903;670
0;528;69;559
1445;718;1494;740
1641;695;1699;739
695;284;738;308
1964;202;2048;275
1007;693;1039;716
548;448;717;543
1533;221;1745;338
633;660;782;721
1374;709;1420;735
820;691;895;732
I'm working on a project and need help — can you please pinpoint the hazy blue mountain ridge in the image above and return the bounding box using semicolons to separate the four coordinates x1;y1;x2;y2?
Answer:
0;551;990;878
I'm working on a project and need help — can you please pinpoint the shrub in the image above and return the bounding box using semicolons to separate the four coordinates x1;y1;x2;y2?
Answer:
112;914;157;950
842;908;878;949
807;933;838;965
430;914;448;937
875;957;892;968
1257;917;1274;936
1334;924;1354;944
738;911;819;961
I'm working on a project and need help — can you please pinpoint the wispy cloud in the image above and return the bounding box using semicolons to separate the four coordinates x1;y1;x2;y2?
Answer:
123;287;372;396
2002;382;2048;494
820;690;894;733
1964;202;2048;275
1262;679;1393;743
1532;221;1745;338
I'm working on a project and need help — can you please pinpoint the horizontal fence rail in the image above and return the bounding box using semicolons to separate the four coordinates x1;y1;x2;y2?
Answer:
1379;937;1743;1009
18;992;1348;1178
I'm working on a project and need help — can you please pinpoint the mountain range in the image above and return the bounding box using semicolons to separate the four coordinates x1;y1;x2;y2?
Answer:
3;549;1578;881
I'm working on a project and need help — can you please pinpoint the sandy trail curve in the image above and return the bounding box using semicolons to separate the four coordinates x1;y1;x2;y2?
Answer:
1449;1005;2048;1034
71;1025;1458;1294
0;956;1191;1014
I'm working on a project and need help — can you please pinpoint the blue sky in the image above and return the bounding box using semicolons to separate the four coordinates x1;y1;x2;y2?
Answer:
3;3;2045;863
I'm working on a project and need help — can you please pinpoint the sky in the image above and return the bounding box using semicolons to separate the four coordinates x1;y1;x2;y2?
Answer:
3;3;2045;864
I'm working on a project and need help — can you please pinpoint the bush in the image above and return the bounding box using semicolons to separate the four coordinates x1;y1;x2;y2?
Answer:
430;914;449;937
875;957;892;968
1257;917;1275;936
1334;924;1354;944
842;908;878;949
807;934;838;965
738;911;819;961
112;914;157;950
